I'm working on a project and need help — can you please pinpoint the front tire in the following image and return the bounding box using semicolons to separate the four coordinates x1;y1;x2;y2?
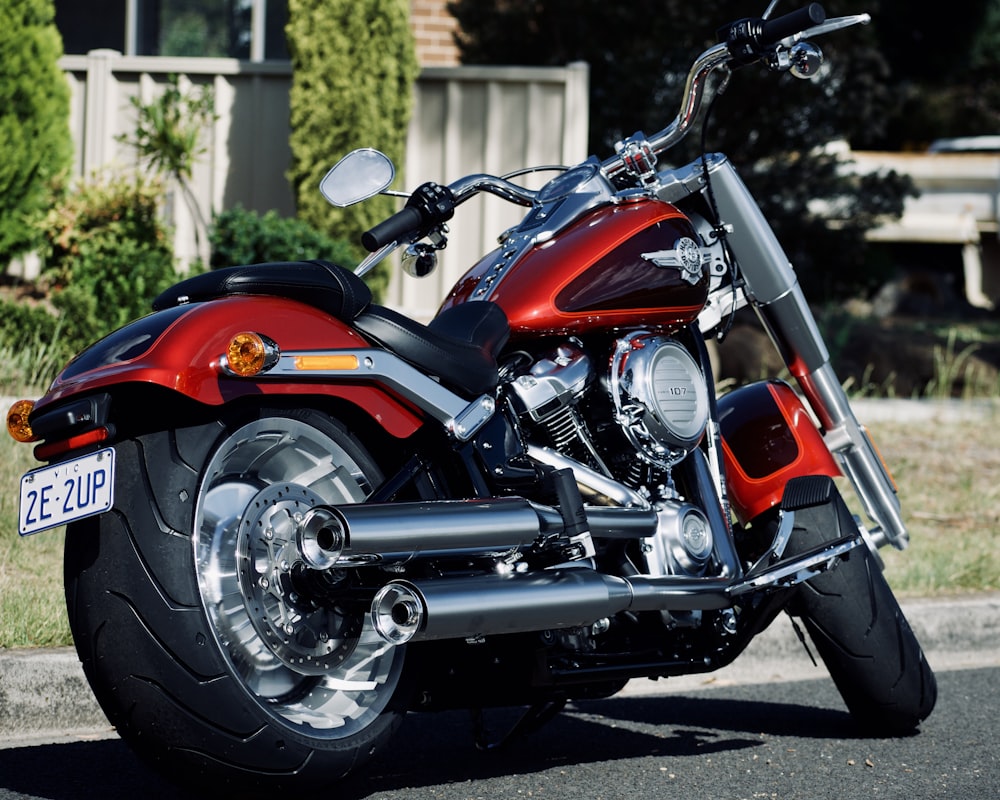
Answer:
65;407;407;790
782;482;937;734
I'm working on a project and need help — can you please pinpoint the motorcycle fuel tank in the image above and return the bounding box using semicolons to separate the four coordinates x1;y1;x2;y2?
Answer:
441;199;710;337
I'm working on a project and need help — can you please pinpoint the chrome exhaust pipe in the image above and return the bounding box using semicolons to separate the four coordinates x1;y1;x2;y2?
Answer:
329;497;544;564
370;535;865;645
371;568;734;644
304;498;659;566
372;569;636;644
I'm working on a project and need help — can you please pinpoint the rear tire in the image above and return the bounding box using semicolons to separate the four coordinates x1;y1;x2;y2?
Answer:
65;407;408;791
782;484;937;734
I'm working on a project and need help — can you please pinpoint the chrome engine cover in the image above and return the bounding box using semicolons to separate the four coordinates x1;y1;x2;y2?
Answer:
609;332;709;469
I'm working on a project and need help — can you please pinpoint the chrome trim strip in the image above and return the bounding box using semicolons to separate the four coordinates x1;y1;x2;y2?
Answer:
244;347;495;442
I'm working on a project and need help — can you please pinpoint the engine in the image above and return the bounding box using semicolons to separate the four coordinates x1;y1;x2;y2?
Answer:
503;333;716;589
609;332;710;469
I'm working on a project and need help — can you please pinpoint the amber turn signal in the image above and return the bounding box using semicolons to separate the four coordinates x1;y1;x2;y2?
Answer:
7;399;37;442
225;332;279;377
293;354;360;371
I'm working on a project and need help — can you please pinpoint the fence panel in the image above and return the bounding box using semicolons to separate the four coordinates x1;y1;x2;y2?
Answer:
58;53;589;316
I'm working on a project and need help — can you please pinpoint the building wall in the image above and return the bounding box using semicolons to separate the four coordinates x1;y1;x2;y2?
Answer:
410;0;460;66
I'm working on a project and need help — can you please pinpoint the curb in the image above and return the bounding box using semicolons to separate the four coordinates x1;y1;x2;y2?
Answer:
850;398;1000;423
2;593;997;744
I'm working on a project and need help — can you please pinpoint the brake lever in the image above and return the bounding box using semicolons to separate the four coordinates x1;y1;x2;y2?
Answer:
779;12;871;45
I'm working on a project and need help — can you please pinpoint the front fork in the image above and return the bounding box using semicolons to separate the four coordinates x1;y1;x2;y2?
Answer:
699;155;907;550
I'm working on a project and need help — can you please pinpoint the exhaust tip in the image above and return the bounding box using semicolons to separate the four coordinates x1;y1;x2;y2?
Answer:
372;583;424;644
296;506;346;569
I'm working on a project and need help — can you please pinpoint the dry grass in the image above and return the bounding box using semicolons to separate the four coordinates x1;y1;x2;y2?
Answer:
862;413;1000;596
0;437;72;648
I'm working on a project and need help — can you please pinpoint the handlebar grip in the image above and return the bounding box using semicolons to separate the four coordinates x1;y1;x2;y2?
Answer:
361;206;425;252
761;3;825;45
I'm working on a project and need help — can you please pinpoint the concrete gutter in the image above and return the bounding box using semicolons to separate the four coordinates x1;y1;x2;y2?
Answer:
1;593;997;746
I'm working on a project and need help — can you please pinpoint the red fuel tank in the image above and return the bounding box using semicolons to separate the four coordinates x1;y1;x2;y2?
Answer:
440;199;709;337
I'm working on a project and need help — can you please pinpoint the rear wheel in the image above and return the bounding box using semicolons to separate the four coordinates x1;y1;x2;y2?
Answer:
781;482;936;734
65;407;407;790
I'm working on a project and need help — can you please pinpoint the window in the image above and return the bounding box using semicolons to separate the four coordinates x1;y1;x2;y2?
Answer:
55;0;288;61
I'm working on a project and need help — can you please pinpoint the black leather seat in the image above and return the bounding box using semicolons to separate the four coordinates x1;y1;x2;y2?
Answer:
354;302;509;396
153;260;373;320
153;260;508;397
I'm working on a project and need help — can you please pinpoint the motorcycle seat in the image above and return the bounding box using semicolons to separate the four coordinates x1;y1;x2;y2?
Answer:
152;260;509;397
355;302;509;396
152;260;373;320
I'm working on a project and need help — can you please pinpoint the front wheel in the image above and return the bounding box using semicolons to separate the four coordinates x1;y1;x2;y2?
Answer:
781;481;937;734
65;407;408;791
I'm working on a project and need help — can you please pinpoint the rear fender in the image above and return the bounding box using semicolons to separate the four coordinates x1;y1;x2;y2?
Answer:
35;296;424;439
717;380;840;524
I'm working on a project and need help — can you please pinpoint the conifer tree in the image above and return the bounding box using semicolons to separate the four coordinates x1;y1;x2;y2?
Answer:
0;0;72;264
286;0;418;288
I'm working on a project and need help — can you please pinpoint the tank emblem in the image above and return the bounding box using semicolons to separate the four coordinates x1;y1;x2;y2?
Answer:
641;237;709;284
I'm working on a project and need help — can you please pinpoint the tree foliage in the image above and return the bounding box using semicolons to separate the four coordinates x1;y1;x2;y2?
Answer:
286;0;418;295
447;0;924;300
0;0;73;263
872;0;999;148
209;206;358;270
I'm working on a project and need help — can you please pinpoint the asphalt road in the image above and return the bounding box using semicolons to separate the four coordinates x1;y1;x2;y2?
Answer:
0;666;995;800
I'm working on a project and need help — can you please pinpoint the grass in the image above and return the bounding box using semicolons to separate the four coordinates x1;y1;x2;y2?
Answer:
862;414;1000;596
0;435;72;649
0;396;997;648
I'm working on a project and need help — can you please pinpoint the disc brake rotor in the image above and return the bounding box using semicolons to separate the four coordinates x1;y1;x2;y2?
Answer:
236;482;360;675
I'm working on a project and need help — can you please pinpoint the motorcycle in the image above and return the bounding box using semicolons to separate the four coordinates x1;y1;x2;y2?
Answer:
8;3;935;792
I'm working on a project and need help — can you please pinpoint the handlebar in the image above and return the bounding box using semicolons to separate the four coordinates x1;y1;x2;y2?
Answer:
361;174;538;252
361;5;871;253
602;5;870;180
762;3;826;46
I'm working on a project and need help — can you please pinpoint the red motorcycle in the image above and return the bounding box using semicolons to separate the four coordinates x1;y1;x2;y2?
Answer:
9;3;934;792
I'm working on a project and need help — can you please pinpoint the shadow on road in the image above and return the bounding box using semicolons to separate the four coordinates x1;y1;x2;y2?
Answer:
0;679;870;800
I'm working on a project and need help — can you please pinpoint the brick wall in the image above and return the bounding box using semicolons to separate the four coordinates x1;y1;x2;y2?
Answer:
410;0;460;66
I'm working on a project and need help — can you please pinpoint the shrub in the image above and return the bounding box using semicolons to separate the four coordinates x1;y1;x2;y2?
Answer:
40;171;177;342
0;0;73;263
0;298;70;391
210;205;360;270
117;75;216;258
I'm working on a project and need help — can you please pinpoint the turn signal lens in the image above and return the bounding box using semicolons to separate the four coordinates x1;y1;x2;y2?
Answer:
7;399;37;442
226;332;278;377
294;354;360;371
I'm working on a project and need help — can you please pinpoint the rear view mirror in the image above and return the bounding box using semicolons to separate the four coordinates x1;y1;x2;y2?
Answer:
320;149;396;207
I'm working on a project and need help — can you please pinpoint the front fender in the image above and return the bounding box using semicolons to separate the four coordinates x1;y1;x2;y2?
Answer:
35;296;424;439
718;380;840;524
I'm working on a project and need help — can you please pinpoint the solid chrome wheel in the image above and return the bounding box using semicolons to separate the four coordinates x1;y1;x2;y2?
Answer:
193;414;404;736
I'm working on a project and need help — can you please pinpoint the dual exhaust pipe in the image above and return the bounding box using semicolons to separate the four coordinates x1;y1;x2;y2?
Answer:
296;462;860;647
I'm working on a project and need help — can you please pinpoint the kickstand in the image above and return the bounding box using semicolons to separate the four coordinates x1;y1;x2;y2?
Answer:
471;698;567;751
786;612;818;667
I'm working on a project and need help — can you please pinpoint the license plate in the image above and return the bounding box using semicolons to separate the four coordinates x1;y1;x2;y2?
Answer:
18;448;115;536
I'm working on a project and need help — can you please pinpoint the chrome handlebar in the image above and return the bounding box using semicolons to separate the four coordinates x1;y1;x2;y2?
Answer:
600;13;870;181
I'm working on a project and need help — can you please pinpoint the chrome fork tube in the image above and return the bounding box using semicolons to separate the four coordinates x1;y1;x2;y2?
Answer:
705;157;908;549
